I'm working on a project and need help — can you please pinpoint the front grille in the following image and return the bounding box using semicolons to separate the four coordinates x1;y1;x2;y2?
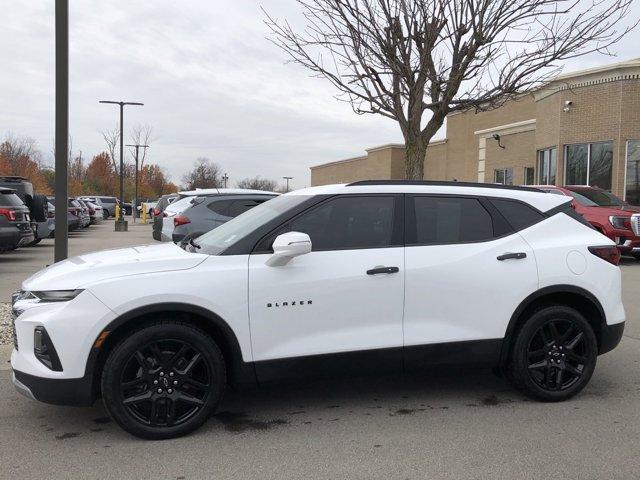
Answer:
631;214;640;236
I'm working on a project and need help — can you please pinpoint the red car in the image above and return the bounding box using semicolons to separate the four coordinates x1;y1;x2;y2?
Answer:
532;185;640;259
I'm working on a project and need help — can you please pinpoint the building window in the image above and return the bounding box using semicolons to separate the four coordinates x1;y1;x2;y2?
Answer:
626;140;640;204
565;141;613;190
537;147;557;185
494;168;513;185
524;167;535;185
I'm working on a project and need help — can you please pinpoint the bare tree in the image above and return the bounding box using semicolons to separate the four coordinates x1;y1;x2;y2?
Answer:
236;176;279;191
101;126;120;174
181;158;223;190
129;124;154;168
265;0;636;179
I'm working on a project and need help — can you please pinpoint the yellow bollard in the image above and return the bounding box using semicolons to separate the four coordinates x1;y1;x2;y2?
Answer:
141;202;147;224
115;204;120;220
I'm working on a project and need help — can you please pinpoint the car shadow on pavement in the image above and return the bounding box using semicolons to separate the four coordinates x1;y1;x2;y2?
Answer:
9;366;525;441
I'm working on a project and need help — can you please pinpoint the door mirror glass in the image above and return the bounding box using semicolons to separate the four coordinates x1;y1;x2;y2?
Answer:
266;231;312;266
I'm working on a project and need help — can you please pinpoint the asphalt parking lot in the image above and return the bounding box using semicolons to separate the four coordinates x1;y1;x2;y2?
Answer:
0;225;639;479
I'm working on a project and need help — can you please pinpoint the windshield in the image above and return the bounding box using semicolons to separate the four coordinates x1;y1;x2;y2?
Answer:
165;196;193;214
196;194;310;255
565;190;598;207
0;192;24;207
567;188;624;207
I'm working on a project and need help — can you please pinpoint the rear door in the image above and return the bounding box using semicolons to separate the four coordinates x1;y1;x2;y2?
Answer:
403;195;539;368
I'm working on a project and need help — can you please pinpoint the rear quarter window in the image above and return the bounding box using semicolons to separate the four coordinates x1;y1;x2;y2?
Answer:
0;192;24;207
490;198;545;231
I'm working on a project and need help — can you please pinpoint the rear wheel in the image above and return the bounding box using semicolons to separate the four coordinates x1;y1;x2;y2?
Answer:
101;321;226;439
507;306;597;401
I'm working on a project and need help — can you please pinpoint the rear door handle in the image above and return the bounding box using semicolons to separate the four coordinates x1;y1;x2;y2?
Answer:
497;252;527;261
366;266;400;275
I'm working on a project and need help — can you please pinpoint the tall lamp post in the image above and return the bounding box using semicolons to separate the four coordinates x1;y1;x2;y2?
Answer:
54;0;69;262
283;176;293;192
125;143;148;222
222;173;229;188
99;100;143;231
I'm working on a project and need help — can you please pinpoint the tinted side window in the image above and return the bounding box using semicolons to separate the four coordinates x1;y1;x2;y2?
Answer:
410;196;494;245
0;192;23;207
490;198;545;231
228;199;265;217
289;196;396;251
207;199;234;216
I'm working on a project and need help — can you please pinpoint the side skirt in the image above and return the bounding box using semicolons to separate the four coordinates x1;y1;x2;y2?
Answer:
251;339;502;385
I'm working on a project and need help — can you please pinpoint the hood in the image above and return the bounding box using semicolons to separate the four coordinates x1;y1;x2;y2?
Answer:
23;243;207;291
591;205;640;216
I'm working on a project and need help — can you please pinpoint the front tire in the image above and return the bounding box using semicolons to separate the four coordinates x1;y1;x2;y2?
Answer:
101;321;226;439
507;306;597;402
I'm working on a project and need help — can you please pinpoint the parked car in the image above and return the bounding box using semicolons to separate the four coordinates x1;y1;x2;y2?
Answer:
77;198;102;225
534;185;640;259
135;198;157;217
48;197;81;231
92;196;118;218
151;194;179;241
0;188;34;252
0;176;49;245
158;189;277;243
72;199;91;228
79;197;106;220
45;202;55;238
172;193;276;243
11;181;624;439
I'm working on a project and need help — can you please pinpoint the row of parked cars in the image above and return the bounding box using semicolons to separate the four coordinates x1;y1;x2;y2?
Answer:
0;176;124;254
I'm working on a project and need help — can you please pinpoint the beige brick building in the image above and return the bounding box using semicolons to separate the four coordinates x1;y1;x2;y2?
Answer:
311;58;640;204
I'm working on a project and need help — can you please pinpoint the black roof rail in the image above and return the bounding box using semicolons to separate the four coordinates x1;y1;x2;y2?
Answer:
346;180;543;193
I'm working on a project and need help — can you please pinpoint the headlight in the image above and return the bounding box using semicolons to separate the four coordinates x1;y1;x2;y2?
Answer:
609;216;631;230
31;290;84;302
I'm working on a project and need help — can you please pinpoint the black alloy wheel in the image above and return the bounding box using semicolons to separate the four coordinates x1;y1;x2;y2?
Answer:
102;321;225;439
508;306;597;401
526;319;589;391
119;339;211;428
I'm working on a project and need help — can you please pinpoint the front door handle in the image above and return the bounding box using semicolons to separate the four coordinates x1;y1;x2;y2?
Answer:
497;252;527;261
367;266;400;275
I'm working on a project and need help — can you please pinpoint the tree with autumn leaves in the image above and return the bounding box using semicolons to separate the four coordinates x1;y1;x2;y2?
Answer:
0;134;177;199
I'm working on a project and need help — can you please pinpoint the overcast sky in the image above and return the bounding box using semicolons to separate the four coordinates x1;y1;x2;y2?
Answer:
1;1;639;189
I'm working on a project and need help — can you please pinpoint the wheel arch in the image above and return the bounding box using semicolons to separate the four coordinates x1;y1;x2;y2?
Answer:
85;303;256;401
500;285;606;366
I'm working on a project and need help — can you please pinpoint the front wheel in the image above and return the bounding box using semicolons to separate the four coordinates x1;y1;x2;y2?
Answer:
101;321;226;439
507;306;597;402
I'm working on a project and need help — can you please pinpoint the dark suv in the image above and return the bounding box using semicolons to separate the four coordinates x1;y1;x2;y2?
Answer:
0;176;50;244
0;188;34;252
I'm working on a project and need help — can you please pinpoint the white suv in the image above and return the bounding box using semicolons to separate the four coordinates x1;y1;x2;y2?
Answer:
10;181;625;439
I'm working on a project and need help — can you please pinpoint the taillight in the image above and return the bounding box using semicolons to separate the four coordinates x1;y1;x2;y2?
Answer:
609;215;632;230
588;246;621;266
152;208;161;216
174;215;190;227
0;208;16;221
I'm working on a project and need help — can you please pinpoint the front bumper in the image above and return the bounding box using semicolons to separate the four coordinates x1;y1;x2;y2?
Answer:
12;369;94;406
600;321;625;355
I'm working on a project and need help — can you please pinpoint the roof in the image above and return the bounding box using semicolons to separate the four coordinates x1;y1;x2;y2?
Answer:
178;188;278;196
287;181;571;212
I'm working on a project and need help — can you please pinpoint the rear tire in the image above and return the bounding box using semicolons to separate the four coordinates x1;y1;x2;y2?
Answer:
507;306;597;402
101;321;226;439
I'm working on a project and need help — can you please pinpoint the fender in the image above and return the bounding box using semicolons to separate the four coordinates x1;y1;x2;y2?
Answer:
499;284;606;365
84;302;256;389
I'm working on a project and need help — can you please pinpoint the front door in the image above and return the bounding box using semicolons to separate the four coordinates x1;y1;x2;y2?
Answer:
248;195;405;380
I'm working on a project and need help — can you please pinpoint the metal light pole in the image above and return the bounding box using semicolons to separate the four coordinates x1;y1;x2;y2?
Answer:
99;100;143;231
283;176;293;192
222;173;229;189
126;143;148;222
54;0;69;262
